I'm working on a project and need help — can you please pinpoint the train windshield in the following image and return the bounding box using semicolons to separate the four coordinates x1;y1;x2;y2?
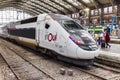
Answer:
59;20;83;30
69;30;96;44
49;14;83;30
69;30;98;51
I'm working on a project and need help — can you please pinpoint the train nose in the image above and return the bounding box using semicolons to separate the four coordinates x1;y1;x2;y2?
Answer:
94;48;100;57
76;47;100;59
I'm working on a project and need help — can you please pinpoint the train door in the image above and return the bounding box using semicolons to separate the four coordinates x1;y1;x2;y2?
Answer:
40;21;56;49
36;20;53;49
36;21;45;46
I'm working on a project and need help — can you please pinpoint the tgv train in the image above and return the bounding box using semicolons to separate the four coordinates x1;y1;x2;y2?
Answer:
0;14;99;66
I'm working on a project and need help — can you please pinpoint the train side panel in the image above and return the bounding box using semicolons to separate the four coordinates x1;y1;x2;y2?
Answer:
8;22;37;49
36;15;78;58
0;24;9;38
0;13;100;66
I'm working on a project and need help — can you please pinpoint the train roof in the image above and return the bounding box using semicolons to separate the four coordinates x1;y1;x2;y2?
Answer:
48;13;72;21
7;13;73;26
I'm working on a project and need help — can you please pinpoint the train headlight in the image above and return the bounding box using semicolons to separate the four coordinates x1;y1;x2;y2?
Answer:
69;36;84;45
76;40;84;45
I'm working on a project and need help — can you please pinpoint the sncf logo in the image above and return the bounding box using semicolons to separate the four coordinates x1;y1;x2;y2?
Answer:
47;33;57;42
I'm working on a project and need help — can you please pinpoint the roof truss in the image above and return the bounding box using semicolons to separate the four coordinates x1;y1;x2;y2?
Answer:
0;0;119;15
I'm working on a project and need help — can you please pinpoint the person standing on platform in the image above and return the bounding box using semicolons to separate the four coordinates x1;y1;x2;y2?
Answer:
97;35;101;45
105;30;111;48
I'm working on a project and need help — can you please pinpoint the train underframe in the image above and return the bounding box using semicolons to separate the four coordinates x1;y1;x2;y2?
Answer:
2;36;94;67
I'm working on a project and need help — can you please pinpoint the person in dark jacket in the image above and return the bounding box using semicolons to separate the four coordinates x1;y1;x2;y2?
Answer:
105;30;111;48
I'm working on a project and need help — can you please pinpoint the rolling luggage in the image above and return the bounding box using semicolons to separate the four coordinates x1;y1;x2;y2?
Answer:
101;43;106;48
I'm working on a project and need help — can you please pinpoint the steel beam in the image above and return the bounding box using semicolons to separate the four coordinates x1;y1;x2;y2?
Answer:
0;4;37;16
77;0;89;8
38;0;66;14
0;0;50;13
20;0;50;13
29;0;56;13
0;2;39;15
63;0;81;10
93;0;102;8
50;0;73;13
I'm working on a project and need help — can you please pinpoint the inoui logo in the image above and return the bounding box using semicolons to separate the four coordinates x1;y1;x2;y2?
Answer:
47;33;57;42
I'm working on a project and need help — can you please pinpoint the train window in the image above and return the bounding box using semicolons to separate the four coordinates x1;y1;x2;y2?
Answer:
21;17;37;24
8;28;35;39
45;23;50;29
60;20;83;30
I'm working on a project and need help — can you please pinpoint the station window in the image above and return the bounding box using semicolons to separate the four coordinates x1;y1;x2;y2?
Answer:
95;9;99;15
109;6;112;13
104;7;108;14
91;10;94;15
99;9;101;14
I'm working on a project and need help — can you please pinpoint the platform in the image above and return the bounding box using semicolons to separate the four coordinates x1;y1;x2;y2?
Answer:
96;42;120;68
100;43;120;54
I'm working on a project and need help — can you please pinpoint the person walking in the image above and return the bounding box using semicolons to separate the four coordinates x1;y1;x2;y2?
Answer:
97;35;101;45
105;30;111;48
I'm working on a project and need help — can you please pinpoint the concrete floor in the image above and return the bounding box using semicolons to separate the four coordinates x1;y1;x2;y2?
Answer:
100;43;120;54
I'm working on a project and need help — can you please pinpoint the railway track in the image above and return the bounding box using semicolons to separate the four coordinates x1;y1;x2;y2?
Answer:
57;59;120;80
0;46;54;80
95;57;120;69
0;53;18;80
0;38;120;80
73;64;120;80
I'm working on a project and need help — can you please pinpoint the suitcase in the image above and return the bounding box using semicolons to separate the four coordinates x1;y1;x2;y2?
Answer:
101;43;106;48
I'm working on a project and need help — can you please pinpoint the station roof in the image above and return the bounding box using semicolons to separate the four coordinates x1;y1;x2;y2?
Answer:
0;0;119;16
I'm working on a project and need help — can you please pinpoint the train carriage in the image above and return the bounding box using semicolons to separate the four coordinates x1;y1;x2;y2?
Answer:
0;13;100;66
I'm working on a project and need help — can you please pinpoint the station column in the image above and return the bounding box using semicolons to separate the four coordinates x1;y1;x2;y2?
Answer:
100;7;104;25
88;9;91;26
117;4;120;24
